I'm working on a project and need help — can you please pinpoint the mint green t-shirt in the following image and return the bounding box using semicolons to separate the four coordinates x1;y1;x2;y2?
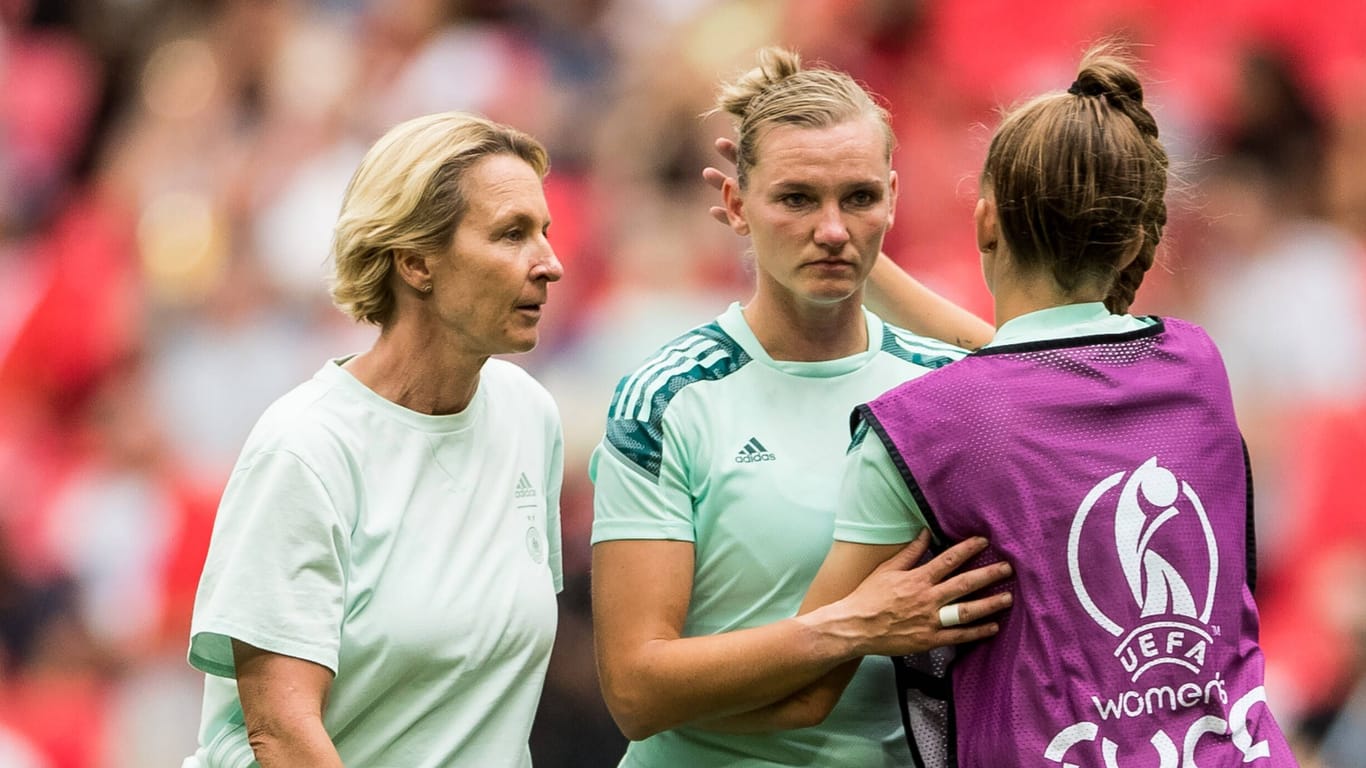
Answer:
184;358;563;768
591;302;965;767
835;303;1158;545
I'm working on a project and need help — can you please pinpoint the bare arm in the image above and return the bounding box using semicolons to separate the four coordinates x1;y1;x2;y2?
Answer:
863;255;995;350
701;534;1013;733
232;639;343;768
594;533;1011;739
703;138;994;350
592;539;864;741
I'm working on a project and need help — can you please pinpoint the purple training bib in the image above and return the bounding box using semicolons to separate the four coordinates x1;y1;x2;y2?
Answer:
860;318;1297;767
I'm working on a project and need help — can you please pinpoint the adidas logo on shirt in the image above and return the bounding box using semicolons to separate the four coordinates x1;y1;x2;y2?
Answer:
734;437;777;464
515;472;537;499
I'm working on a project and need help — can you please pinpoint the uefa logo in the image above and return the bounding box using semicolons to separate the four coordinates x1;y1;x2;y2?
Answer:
1066;457;1219;684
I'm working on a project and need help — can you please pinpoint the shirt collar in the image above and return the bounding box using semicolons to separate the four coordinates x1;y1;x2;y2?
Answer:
987;302;1116;347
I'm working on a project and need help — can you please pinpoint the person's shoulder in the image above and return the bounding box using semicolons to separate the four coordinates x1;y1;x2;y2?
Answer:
1150;315;1225;359
1154;315;1201;335
598;321;749;480
876;321;968;370
247;362;380;450
606;320;752;423
254;371;334;430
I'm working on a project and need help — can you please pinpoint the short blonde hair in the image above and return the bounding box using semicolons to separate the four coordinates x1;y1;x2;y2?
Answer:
330;112;549;326
714;47;893;190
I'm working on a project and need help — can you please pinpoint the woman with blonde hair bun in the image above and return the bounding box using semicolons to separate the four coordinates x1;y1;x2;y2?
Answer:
590;47;1013;767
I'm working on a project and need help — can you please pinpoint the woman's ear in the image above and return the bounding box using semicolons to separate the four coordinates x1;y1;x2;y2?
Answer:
886;170;899;230
722;178;750;236
974;196;998;256
393;248;434;294
975;196;1003;297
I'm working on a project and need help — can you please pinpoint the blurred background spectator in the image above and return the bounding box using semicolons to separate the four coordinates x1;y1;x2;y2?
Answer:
0;0;1362;765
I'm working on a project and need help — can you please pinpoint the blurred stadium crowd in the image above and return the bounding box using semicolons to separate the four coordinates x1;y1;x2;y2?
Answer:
0;0;1363;765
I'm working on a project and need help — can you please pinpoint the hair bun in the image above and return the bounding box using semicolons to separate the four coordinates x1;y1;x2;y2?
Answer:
1067;78;1107;98
1071;52;1145;106
715;46;804;121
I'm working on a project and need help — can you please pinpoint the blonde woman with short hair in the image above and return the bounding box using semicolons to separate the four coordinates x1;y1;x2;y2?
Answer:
183;112;565;768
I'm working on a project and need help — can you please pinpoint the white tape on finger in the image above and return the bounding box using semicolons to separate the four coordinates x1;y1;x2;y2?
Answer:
938;604;963;628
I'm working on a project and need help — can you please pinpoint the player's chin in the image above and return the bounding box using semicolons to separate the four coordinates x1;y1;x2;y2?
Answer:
496;327;541;355
510;335;540;354
800;277;862;304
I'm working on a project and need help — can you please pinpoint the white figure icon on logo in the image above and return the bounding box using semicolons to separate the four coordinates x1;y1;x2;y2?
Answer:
1116;459;1198;619
1068;457;1219;683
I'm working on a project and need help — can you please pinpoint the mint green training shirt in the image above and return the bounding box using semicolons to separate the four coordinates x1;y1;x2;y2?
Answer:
590;302;965;767
184;359;563;768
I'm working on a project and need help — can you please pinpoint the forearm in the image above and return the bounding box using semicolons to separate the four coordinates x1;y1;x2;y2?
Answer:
696;659;863;733
864;253;994;349
600;600;881;739
698;537;1012;735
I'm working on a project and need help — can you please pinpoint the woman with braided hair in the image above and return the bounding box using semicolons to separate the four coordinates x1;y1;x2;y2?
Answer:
758;43;1299;765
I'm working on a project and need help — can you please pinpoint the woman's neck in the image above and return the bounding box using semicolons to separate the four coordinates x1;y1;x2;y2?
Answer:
743;290;868;362
344;322;487;415
991;268;1107;329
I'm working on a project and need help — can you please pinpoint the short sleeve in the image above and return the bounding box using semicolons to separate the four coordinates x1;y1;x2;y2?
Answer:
188;448;347;678
833;417;929;545
589;415;695;544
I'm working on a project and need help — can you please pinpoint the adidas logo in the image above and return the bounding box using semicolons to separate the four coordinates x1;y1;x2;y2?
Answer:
734;437;777;464
515;472;537;499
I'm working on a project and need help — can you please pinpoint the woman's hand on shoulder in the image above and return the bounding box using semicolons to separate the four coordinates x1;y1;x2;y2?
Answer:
852;534;1014;656
800;532;1014;659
